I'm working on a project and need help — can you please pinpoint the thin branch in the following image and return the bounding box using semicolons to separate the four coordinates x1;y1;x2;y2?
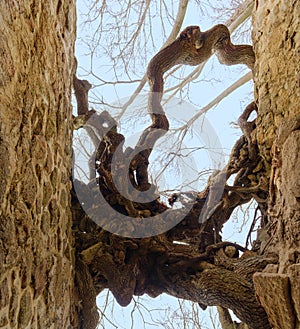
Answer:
116;0;189;119
226;0;254;32
164;62;206;96
181;71;252;131
163;0;189;47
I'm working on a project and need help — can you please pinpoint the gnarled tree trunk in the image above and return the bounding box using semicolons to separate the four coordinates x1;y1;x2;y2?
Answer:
71;1;299;328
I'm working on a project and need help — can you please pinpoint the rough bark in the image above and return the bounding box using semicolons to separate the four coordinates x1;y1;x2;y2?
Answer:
0;1;78;328
252;0;300;328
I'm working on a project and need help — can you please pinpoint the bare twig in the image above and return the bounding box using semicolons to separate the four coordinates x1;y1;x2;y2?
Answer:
179;71;252;131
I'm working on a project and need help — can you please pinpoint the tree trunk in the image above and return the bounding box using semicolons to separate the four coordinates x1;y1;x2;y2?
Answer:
252;0;300;328
0;1;78;327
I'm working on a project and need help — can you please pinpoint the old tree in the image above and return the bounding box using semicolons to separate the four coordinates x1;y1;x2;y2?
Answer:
0;0;299;328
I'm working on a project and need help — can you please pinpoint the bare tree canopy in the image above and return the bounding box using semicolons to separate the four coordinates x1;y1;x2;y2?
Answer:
72;1;270;328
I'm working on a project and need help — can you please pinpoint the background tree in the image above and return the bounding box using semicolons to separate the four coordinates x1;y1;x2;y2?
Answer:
0;1;299;329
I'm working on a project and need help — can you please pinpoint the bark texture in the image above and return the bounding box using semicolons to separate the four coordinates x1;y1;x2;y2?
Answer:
0;1;77;328
252;0;300;328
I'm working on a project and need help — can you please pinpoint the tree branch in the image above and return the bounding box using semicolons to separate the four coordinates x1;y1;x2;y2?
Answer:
180;71;252;131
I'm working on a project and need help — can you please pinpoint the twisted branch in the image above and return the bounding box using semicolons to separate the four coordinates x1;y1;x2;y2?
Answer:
132;24;255;191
